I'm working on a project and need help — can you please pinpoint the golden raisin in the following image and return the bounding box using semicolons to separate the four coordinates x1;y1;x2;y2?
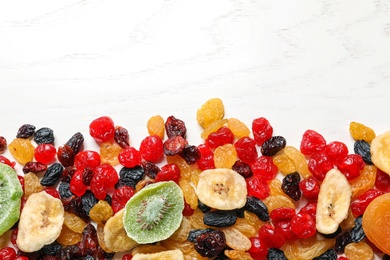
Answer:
232;217;258;238
227;118;250;139
224;249;253;260
63;211;88;233
89;200;114;225
196;98;225;129
179;179;198;210
8;138;34;165
187;209;209;229
200;119;228;139
263;195;296;213
269;179;294;201
344;241;374;260
100;141;122;166
214;143;237;169
160;239;194;255
147;115;165;139
282;237;335;260
340;208;355;230
131;244;168;255
167;154;192;180
350;165;376;199
169;217;191;242
349;121;376;143
244;211;265;234
24;172;44;198
273;152;296;175
56;225;82;246
283;146;311;178
222;227;251;251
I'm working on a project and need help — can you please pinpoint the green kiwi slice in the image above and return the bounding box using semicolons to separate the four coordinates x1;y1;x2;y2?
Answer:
123;181;184;244
0;163;23;236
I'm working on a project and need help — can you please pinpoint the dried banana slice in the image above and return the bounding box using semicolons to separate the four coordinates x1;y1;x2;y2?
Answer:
195;168;247;210
17;191;64;252
132;249;184;260
316;169;352;234
371;131;390;175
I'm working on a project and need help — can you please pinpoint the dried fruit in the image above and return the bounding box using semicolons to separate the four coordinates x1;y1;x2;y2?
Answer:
194;229;226;257
114;126;130;149
349;121;376;143
8;138;34;165
16;124;36;139
89;200;114;225
196;98;224;129
261;136;287;156
222;227;251;251
34;127;55;145
40;162;63;186
89;116;115;143
370;131;390;175
24;172;44;197
252;117;273;146
147;115;165;139
281;172;301;201
63;211;88;234
0;137;6;154
203;210;237;228
227;117;250;138
165;116;187;138
100;141;122;166
344;241;374;260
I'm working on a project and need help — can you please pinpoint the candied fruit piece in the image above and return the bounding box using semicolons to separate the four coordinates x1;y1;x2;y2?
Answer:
300;130;327;156
227;118;250;138
196;98;225;129
213;143;237;169
147;115;165;139
252;117;273;146
8;138;34;165
349;121;376;143
89;116;115;143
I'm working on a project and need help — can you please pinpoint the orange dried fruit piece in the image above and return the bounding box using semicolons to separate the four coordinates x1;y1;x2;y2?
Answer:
63;211;88;233
8;138;34;165
97;224;113;253
168;217;191;242
100;141;122;166
349;121;376;143
213;143;237;169
362;192;390;255
227;118;250;138
56;225;82;246
89;200;113;225
200;119;228;139
147;115;165;139
196;98;225;129
344;241;374;260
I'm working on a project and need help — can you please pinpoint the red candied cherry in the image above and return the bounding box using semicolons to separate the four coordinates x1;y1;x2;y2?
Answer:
270;207;296;221
375;168;390;192
291;213;316;238
0;155;16;168
93;163;118;189
273;220;297;242
15;257;29;260
337;154;365;180
34;143;57;164
196;144;215;170
234;136;258;165
74;150;101;170
44;187;60;199
10;228;18;248
70;169;87;197
258;223;285;248
246;176;270;200
111;185;135;213
251;156;278;181
155;164;181;183
205;126;235;149
0;247;16;259
118;147;142;168
299;201;317;222
90;174;106;200
300;129;326;156
299;176;320;200
308;153;333;181
248;237;268;260
325;141;349;164
350;189;384;217
182;200;194;216
139;135;164;163
252;117;273;146
122;254;133;260
89;116;115;143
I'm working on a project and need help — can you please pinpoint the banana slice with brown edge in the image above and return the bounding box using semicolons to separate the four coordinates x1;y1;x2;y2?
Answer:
316;169;352;234
17;191;64;252
195;168;247;210
103;208;138;252
371;131;390;175
132;249;184;260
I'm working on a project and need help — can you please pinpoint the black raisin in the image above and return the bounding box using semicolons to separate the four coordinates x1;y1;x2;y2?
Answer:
119;166;145;186
59;182;74;199
281;172;301;201
141;161;161;179
267;248;287;260
187;228;216;242
114;179;136;189
16;124;36;139
40;163;63;186
261;136;287;156
312;248;337;260
81;190;98;216
245;196;270;222
104;194;112;205
354;140;372;165
40;241;62;256
194;229;226;258
203;210;237;228
350;215;365;242
34;127;55;144
198;200;211;213
66;132;84;154
232;160;253;178
165;115;187;138
335;231;352;253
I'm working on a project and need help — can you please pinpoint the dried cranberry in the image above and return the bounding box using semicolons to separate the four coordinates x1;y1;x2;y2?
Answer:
16;124;36;139
118;147;142;168
291;213;316;238
273;220;297;242
194;229;226;258
205;126;234;149
298;201;317;222
165;115;186;138
300;129;326;156
261;135;287;157
299;176;320;200
0;247;16;260
61;166;76;182
44;187;60;199
325;141;349;165
182;200;194;216
282;172;301;201
0;156;16;168
17;175;24;191
121;254;133;260
234;136;258;165
82;167;94;186
196;144;215;170
179;145;201;165
114;126;130;149
74;150;101;170
308;153;333;181
252;117;273;146
0;136;6;153
163;136;187;156
22;161;47;174
259;223;285;248
93;163;118;189
375;168;390;192
139;135;163;162
246;176;270;200
155;163;181;183
251;156;278;181
89;116;115;143
337;154;365;180
57;145;75;167
141;161;160;179
232;160;253;179
11;228;18;248
79;224;99;257
90;174;107;200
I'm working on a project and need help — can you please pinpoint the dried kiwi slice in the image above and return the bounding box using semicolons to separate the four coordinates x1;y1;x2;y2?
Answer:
123;181;184;244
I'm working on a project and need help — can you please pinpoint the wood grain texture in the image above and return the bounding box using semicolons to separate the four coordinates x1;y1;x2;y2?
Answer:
0;1;389;258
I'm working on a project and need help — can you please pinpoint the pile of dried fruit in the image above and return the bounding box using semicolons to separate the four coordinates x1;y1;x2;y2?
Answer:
0;97;389;260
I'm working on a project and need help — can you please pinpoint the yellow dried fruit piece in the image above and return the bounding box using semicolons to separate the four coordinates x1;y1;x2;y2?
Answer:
224;249;254;260
100;141;122;166
244;211;265;234
147;115;165;139
350;122;376;143
8;138;34;165
284;146;311;178
273;152;296;175
24;172;44;198
222;227;252;251
97;224;113;253
196;98;225;129
63;211;88;234
344;241;374;260
263;195;296;213
168;217;191;242
160;239;194;254
200;119;228;139
340;208;355;230
187;209;208;229
232;217;258;238
179;179;198;210
131;244;169;255
89;200;114;225
282;237;335;260
269;179;294;201
214;143;237;169
56;225;82;246
350;165;376;199
227;118;250;139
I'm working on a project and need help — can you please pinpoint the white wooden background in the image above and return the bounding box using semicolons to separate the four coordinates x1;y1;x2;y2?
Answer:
1;1;389;259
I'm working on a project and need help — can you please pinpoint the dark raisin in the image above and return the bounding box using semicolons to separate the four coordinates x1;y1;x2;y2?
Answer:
70;196;89;221
40;163;63;186
34;127;55;144
81;190;98;215
165;115;187;138
188;228;216;242
163;135;188;156
141;161;160;179
119;166;144;186
261;136;287;156
312;248;337;260
82;167;94;186
282;172;301;201
16;124;36;139
203;210;237;228
61;166;76;182
354;140;372;165
267;248;287;260
335;231;352;253
57;145;75;167
114;126;130;149
114;179;136;189
235;206;245;218
179;145;201;165
59;182;74;199
58;245;82;260
0;136;6;153
350;215;365;242
66;132;84;154
104;194;112;205
22;161;47;174
198;200;211;213
319;225;342;239
232;160;253;178
194;229;226;258
383;254;390;260
76;255;95;260
40;241;62;256
245;196;270;222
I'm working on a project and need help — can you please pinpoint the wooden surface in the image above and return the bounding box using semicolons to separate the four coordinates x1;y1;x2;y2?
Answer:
1;1;389;259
